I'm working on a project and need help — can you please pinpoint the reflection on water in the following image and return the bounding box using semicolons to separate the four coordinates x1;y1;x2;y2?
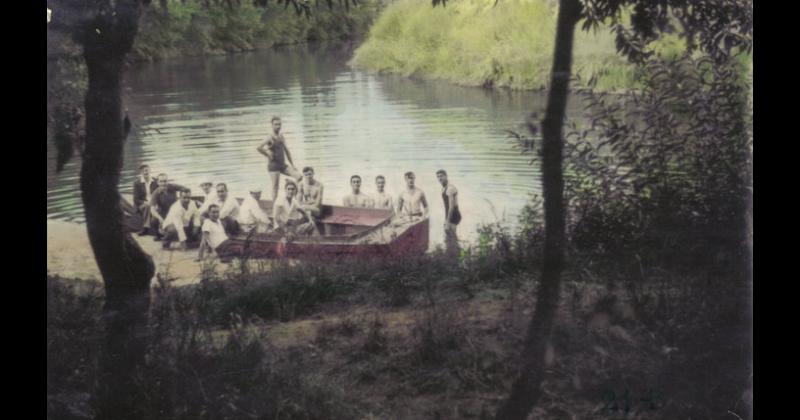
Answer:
46;44;586;247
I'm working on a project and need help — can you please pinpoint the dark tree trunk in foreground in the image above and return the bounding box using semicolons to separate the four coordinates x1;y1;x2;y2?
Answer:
495;0;581;418
79;2;154;419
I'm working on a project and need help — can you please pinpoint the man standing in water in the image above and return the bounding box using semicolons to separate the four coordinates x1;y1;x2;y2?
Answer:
257;116;303;201
343;175;374;208
436;169;461;256
371;175;394;212
396;171;428;221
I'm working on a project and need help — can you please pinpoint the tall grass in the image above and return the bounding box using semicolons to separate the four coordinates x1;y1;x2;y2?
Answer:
353;0;658;91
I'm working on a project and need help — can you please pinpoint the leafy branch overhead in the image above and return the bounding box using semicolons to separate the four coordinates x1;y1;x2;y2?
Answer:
581;0;753;64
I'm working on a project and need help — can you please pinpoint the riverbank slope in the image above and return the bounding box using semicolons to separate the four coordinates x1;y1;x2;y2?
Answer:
351;0;686;91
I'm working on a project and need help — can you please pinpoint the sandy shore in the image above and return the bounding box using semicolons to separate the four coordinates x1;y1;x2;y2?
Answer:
47;220;231;286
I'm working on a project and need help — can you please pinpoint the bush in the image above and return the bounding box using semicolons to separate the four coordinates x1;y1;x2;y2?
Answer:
568;54;751;271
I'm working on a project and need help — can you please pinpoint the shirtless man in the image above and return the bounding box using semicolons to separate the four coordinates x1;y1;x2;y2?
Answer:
298;166;324;218
372;175;394;212
436;169;461;256
396;171;429;221
343;175;373;208
257;116;303;201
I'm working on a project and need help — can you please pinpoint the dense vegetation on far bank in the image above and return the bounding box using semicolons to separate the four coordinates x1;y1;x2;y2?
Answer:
131;1;381;61
352;0;690;91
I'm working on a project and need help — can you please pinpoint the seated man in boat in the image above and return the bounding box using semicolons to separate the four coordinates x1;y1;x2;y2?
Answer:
238;187;271;234
298;166;324;218
396;171;429;223
196;204;229;261
343;175;374;208
273;180;317;238
162;188;202;250
199;183;241;235
198;181;216;205
148;173;182;240
133;164;158;235
371;175;394;212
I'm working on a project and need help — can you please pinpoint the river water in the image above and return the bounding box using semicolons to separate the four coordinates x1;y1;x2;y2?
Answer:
46;44;586;247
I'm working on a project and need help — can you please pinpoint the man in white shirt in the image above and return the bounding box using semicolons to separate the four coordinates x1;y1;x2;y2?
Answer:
396;171;429;221
197;204;229;261
239;187;271;233
162;189;202;250
343;175;374;208
199;183;241;235
198;181;217;206
273;180;316;238
372;175;394;212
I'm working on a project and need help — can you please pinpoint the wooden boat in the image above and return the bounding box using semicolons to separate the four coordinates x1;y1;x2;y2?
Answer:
213;198;430;260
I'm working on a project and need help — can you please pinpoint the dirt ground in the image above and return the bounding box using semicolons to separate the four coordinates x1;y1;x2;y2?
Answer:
47;220;229;286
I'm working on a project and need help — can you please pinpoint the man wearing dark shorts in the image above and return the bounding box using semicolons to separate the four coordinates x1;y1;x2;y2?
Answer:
257;116;303;201
436;169;461;256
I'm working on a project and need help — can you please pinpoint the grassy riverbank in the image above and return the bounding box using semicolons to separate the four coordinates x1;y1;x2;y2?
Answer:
352;0;688;91
47;226;752;419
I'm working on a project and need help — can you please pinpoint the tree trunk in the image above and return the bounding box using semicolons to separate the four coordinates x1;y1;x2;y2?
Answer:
79;3;154;419
494;0;581;419
160;0;170;16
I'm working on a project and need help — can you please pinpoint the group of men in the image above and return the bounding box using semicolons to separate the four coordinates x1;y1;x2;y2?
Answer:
131;115;462;260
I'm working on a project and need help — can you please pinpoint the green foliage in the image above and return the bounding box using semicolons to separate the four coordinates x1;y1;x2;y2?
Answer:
130;0;382;61
353;0;652;91
557;54;752;272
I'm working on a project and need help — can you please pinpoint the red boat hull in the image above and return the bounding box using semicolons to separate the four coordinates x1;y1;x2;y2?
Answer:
216;218;429;260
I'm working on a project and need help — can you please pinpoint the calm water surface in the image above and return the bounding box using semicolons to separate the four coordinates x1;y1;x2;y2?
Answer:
46;45;587;247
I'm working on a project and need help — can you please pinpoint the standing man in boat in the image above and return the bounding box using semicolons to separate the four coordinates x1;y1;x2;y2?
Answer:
257;116;303;201
298;166;324;218
396;171;429;221
372;175;394;212
436;169;461;256
343;175;374;208
133;164;158;235
273;180;317;238
196;204;229;261
162;189;202;250
238;187;271;233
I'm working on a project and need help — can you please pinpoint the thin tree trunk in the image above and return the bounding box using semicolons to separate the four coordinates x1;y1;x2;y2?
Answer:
495;0;580;418
79;2;154;419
